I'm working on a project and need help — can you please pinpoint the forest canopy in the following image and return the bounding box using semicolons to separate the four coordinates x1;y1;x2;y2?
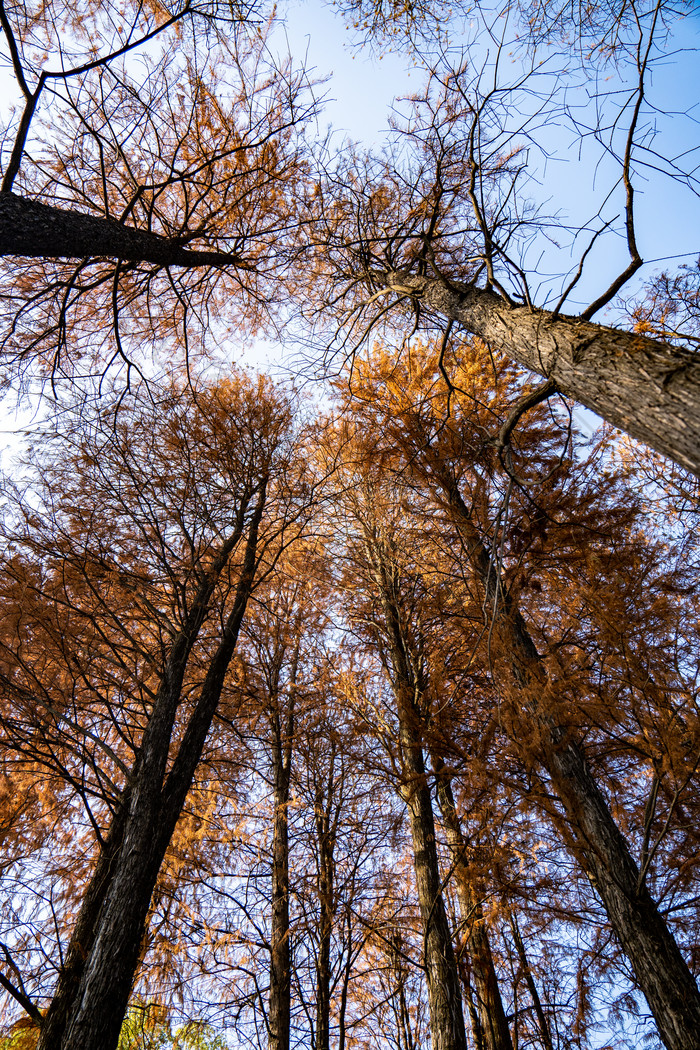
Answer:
1;1;700;1050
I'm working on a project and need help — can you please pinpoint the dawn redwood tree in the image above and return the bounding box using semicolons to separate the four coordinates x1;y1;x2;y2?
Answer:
0;372;313;1050
289;670;404;1050
313;0;700;475
233;551;334;1050
336;337;700;1050
0;0;317;385
326;440;514;1050
430;765;513;1050
1;1;700;473
327;460;469;1050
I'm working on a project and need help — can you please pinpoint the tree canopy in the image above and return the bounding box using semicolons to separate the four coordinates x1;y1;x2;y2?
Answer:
1;1;700;1050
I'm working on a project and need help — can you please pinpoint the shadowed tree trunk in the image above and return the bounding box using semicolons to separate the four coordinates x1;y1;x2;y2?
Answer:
0;192;241;267
269;695;293;1050
508;913;553;1050
37;487;268;1050
431;463;700;1050
378;270;700;476
432;763;513;1050
313;752;337;1050
361;526;469;1050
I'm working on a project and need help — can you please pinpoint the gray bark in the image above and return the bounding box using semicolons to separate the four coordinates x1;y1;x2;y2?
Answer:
437;471;700;1050
380;271;700;476
401;735;469;1050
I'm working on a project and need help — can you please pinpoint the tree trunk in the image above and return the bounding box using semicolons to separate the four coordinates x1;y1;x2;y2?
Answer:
362;529;469;1050
42;493;266;1050
401;729;468;1050
380;270;700;476
508;913;553;1050
437;470;700;1050
34;801;129;1050
314;761;336;1050
269;742;292;1050
0;192;239;267
433;767;513;1050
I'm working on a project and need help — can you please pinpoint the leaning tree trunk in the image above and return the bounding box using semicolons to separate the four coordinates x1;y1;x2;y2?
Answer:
362;532;468;1050
379;270;700;476
36;800;130;1050
0;192;238;267
399;723;469;1050
269;732;292;1050
432;765;513;1050
435;468;700;1050
42;494;266;1050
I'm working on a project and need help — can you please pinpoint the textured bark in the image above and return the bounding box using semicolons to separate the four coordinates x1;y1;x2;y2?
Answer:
269;705;293;1050
433;770;513;1050
380;271;700;476
363;532;468;1050
49;492;266;1050
36;802;129;1050
314;778;335;1050
0;192;241;268
402;735;468;1050
437;470;700;1050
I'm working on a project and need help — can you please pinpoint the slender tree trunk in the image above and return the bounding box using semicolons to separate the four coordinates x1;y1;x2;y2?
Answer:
269;741;292;1050
432;766;513;1050
508;914;553;1050
436;469;700;1050
42;494;266;1050
254;610;301;1050
379;270;700;476
362;529;469;1050
389;934;417;1050
314;774;336;1050
399;725;468;1050
337;914;353;1050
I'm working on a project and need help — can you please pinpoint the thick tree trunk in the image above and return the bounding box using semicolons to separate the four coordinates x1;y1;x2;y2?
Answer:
269;719;292;1050
35;801;129;1050
433;768;513;1050
45;495;266;1050
380;270;700;476
0;192;240;268
438;471;700;1050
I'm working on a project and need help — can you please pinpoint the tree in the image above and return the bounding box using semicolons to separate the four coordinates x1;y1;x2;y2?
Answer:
2;0;700;473
0;0;317;386
332;336;700;1049
231;550;333;1050
0;372;313;1050
326;454;469;1050
313;1;700;474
